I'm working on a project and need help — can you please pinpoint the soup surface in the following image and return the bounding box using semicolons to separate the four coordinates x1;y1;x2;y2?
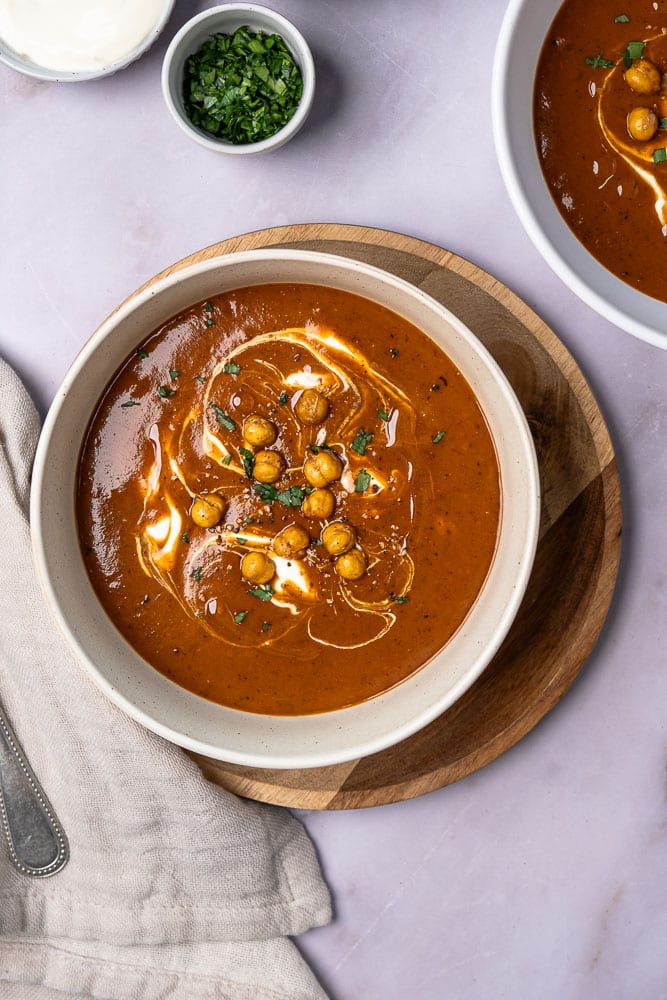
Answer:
78;283;500;714
535;0;667;300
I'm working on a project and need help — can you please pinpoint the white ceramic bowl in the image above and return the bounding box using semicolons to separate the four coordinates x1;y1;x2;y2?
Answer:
30;249;540;769
0;1;175;82
161;4;315;154
493;0;667;351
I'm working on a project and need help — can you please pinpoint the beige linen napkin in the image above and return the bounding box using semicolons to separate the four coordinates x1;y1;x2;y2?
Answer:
0;357;331;999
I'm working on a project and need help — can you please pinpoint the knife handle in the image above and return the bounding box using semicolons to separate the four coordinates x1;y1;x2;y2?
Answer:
0;706;69;877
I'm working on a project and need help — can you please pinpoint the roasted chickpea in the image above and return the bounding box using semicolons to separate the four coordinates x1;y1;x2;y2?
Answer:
243;414;277;449
627;106;658;141
625;58;661;95
321;521;357;556
295;389;329;425
190;493;225;528
302;487;336;519
334;548;367;581
241;551;275;585
273;524;311;559
303;450;342;487
253;450;285;484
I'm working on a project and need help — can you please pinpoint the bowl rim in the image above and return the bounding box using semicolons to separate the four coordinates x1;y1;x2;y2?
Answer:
30;248;541;768
492;0;667;351
160;3;316;155
0;0;175;82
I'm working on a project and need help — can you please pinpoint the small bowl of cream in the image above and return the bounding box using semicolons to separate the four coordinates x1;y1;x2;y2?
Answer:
0;0;175;82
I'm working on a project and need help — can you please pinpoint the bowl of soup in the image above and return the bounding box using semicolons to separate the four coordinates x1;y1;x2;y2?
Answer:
30;249;540;768
493;0;667;350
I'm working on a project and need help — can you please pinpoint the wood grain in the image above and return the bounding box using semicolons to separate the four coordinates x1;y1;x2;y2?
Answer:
137;224;621;809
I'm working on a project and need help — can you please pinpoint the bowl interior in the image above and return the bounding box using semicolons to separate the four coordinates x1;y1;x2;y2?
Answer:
161;4;315;154
492;0;667;350
31;249;540;768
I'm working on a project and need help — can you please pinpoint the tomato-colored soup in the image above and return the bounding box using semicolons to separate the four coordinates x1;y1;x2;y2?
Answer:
535;1;667;300
77;284;500;714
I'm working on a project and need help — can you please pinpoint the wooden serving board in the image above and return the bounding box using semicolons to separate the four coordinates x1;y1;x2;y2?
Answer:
146;224;621;810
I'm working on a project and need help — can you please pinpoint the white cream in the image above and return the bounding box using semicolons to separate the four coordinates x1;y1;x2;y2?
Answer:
0;0;169;72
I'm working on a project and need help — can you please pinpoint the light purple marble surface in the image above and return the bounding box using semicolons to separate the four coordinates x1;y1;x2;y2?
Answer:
1;2;666;998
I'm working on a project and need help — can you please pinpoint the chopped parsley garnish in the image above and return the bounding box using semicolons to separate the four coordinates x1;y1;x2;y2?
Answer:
355;469;371;493
136;348;149;359
234;610;248;624
653;147;667;163
586;51;615;69
223;361;242;375
392;595;410;604
192;567;203;581
239;446;255;479
204;301;213;313
211;403;237;431
221;453;232;466
377;409;389;421
158;385;176;398
206;317;215;327
351;427;374;456
614;14;630;23
432;430;446;444
120;399;140;408
660;118;667;129
244;517;256;524
169;369;180;381
249;583;274;602
278;391;289;406
308;442;333;454
183;27;304;145
252;483;312;506
261;621;272;632
181;532;190;544
622;40;645;66
195;375;206;384
390;348;399;357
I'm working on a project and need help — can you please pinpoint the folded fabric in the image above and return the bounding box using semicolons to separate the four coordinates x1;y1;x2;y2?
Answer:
0;356;331;999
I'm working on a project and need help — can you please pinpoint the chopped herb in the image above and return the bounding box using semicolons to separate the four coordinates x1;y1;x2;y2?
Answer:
377;409;390;421
261;621;272;632
204;301;214;313
169;369;181;381
136;348;149;359
239;446;255;479
622;40;645;66
234;610;248;624
195;375;206;384
192;567;203;581
614;13;630;23
158;385;176;398
244;517;256;524
432;430;446;444
351;427;374;456
120;399;140;408
221;453;232;466
355;469;371;493
586;51;615;69
308;442;333;454
206;317;215;327
390;348;399;357
237;537;247;545
252;483;312;506
248;584;274;602
181;532;190;544
211;403;237;431
278;391;289;406
430;384;440;391
312;537;323;545
223;361;242;375
653;147;667;163
660;118;667;129
392;594;410;605
183;27;304;145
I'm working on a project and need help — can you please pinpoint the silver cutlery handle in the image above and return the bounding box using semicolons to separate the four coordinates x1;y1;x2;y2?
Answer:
0;706;69;877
